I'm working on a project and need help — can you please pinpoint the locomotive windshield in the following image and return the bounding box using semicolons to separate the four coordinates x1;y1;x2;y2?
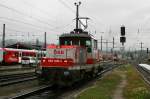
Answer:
59;33;92;47
85;40;91;47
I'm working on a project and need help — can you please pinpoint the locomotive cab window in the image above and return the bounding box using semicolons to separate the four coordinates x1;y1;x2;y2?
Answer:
85;40;91;47
86;40;92;53
64;40;71;45
59;33;92;47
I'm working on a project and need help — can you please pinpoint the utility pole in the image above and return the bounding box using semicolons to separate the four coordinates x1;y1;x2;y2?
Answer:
99;37;115;52
106;40;108;53
140;42;143;52
2;24;5;64
36;38;39;48
112;37;115;54
101;36;102;51
36;38;39;66
139;42;144;63
113;37;114;49
44;32;47;50
2;24;5;48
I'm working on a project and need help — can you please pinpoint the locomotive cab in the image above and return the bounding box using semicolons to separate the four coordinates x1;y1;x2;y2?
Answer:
59;29;98;53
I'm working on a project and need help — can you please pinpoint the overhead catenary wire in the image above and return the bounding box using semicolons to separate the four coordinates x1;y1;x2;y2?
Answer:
19;0;58;23
0;2;56;28
0;19;47;33
0;16;75;34
0;0;76;33
0;16;63;32
0;1;92;34
0;16;50;31
57;0;75;14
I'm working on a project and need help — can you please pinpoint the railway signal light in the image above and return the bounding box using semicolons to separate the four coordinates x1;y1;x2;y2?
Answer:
120;36;126;43
120;25;126;46
121;26;125;36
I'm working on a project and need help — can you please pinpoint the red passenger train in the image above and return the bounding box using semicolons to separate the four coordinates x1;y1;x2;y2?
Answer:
0;48;45;64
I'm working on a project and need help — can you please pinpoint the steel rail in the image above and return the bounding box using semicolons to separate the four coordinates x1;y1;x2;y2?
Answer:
3;84;53;99
0;73;37;86
4;63;121;99
0;72;35;82
136;65;150;85
0;76;37;86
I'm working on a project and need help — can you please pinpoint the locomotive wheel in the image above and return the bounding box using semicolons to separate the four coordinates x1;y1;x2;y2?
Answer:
38;76;51;85
80;70;85;80
89;67;97;78
98;66;103;72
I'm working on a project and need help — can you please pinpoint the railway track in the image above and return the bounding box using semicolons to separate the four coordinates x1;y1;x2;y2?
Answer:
0;72;37;86
3;63;121;99
7;85;53;99
136;65;150;85
0;65;35;71
0;65;22;71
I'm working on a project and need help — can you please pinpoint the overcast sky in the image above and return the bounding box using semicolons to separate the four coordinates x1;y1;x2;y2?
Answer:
0;0;150;51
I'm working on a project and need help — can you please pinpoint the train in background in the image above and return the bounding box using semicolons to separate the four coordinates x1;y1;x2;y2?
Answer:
0;48;45;64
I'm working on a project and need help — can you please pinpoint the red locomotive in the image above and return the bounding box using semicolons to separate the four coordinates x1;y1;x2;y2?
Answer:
39;2;104;86
40;32;103;85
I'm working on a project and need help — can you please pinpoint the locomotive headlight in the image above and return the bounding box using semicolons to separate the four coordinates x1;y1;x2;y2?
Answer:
64;60;67;63
64;71;70;76
43;60;46;62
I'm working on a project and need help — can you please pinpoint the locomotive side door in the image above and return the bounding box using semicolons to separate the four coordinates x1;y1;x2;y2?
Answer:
78;48;86;64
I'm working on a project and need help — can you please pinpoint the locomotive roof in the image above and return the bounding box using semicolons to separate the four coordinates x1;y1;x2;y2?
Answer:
60;33;91;38
4;48;36;52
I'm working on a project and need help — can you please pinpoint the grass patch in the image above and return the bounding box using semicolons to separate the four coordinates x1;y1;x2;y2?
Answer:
76;64;150;99
123;64;150;99
76;68;122;99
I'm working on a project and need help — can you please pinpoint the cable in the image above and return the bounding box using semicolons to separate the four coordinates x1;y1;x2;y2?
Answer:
20;0;57;23
0;3;55;27
58;0;75;14
0;16;50;30
0;17;67;33
50;20;74;30
7;28;27;33
0;19;46;33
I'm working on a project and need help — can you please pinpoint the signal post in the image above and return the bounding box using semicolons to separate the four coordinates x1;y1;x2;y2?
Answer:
120;25;126;59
